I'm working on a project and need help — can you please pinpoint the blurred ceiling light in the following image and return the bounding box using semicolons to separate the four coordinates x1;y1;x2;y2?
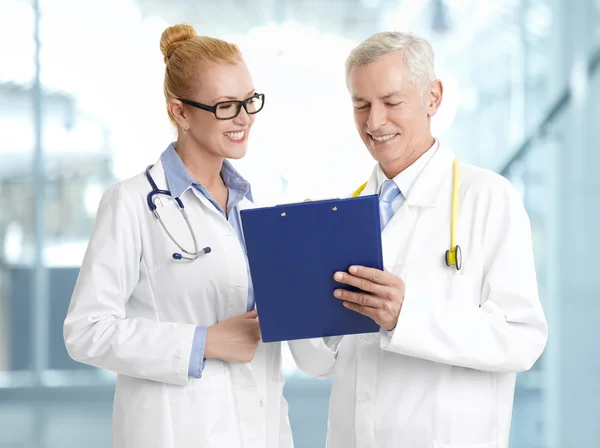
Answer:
525;1;552;36
43;242;88;267
570;57;588;108
3;222;24;264
85;182;104;216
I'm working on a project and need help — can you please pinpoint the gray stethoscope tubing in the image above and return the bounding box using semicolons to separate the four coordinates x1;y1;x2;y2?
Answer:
145;165;211;261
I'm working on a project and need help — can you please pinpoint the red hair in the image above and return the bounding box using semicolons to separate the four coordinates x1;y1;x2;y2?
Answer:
159;24;242;125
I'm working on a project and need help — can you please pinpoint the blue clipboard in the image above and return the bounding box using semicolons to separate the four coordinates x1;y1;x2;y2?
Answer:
240;195;383;343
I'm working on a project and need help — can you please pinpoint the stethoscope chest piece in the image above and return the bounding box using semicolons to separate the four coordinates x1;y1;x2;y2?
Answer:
445;245;463;271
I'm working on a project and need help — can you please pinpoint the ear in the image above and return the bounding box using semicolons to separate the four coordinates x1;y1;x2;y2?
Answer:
167;99;189;131
426;79;443;118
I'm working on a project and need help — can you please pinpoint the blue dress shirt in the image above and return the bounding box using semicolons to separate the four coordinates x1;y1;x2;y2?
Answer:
160;143;255;378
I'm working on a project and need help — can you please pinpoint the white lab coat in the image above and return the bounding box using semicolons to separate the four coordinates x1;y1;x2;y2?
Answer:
64;159;293;448
289;142;548;448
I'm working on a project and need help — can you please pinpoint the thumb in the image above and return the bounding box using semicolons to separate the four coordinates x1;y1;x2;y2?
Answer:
240;309;258;319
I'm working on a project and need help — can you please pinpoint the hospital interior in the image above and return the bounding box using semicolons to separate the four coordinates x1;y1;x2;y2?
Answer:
0;0;599;446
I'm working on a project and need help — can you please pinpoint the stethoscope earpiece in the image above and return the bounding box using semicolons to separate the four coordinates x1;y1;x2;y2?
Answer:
172;247;211;261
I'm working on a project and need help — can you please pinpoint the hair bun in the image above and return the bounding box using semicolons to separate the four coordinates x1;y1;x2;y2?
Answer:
160;24;197;63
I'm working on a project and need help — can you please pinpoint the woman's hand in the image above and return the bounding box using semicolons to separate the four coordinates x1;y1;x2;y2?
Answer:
204;309;261;363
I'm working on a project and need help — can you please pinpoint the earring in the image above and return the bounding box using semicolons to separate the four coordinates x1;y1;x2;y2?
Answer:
182;127;188;135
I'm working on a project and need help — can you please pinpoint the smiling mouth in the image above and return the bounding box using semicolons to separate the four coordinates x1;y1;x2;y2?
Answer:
224;130;246;142
369;133;399;142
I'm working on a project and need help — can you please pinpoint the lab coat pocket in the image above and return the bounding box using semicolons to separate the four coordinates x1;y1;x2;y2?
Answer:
433;366;499;447
170;370;238;447
405;265;480;307
449;272;480;308
403;265;447;305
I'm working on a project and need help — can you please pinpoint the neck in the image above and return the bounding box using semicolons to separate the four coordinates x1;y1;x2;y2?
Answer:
175;137;224;189
381;133;435;179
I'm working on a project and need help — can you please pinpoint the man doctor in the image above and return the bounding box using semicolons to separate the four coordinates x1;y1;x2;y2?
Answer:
288;32;548;448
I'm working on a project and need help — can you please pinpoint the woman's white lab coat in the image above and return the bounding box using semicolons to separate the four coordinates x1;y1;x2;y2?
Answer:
63;160;293;448
289;142;548;448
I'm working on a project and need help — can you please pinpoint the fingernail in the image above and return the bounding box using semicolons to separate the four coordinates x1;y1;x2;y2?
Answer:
334;272;343;281
334;290;341;298
349;266;358;274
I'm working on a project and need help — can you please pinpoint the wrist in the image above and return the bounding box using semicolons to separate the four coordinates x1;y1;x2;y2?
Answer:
204;325;219;359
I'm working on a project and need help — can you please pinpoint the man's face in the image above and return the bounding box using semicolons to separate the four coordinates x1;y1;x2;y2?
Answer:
348;52;442;175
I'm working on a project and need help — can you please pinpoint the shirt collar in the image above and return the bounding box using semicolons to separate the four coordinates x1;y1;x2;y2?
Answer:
160;142;253;202
376;138;439;197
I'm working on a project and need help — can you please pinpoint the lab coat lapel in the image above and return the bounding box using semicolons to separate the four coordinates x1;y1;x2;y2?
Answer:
362;143;456;270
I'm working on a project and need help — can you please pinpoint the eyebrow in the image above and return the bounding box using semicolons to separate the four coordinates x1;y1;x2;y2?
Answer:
352;91;405;102
213;89;256;102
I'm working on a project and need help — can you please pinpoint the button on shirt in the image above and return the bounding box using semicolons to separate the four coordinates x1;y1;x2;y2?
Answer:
160;143;255;378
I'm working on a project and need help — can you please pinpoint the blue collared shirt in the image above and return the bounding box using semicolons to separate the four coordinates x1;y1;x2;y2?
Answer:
160;143;255;378
375;138;439;215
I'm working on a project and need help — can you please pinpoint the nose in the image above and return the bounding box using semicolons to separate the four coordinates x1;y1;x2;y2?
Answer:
366;104;387;132
233;106;251;126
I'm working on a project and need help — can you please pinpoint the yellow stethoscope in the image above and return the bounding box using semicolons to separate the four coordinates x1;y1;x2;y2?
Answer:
351;158;462;271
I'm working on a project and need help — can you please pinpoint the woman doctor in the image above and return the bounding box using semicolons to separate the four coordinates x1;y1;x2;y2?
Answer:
63;24;293;448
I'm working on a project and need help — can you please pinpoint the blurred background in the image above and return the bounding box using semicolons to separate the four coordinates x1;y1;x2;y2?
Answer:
1;0;599;446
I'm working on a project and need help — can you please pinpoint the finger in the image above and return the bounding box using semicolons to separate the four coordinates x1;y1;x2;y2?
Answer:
241;309;258;319
334;289;383;308
349;265;400;286
333;270;391;297
343;301;379;320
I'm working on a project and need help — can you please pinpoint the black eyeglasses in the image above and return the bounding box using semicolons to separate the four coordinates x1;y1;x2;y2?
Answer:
178;93;265;120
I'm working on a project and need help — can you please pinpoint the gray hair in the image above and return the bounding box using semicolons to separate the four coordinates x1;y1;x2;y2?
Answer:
345;32;436;97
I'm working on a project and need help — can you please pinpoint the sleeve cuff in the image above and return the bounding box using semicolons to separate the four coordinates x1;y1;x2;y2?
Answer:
188;326;208;378
380;289;422;352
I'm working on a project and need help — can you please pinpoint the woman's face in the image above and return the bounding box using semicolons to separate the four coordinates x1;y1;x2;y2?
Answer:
172;59;258;160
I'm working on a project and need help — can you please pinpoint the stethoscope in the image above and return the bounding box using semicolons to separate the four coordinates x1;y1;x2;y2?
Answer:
352;158;463;271
145;165;212;261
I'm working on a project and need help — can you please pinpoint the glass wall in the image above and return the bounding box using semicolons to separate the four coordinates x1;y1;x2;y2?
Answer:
1;0;599;446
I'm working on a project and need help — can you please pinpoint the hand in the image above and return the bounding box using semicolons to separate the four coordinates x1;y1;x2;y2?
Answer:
333;266;405;331
205;309;261;363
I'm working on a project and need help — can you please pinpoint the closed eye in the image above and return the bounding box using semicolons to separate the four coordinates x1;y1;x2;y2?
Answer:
217;102;236;110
